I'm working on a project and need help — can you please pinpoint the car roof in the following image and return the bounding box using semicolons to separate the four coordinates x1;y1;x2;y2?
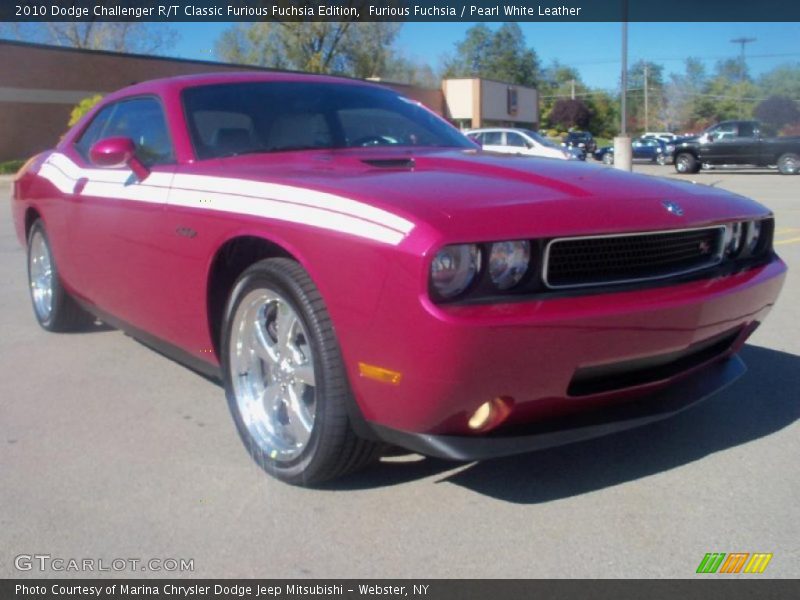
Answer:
465;128;533;134
102;71;378;102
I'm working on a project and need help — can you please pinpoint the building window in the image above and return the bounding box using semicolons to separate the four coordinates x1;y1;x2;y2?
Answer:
507;87;518;116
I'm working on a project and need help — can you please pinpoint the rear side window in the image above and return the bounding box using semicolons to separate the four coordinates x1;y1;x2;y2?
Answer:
738;122;757;138
482;131;503;145
74;97;174;166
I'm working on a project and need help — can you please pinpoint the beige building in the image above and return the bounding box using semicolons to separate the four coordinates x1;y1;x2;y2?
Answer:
0;40;538;162
443;77;540;130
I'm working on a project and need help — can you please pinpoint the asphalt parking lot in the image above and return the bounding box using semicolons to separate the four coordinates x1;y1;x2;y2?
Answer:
1;164;798;579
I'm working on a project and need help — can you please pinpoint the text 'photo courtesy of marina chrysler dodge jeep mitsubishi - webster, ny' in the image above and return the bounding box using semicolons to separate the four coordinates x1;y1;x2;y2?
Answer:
12;72;786;485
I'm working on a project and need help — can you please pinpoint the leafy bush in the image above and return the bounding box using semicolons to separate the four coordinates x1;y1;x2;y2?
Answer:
68;95;104;127
0;159;25;174
549;98;592;130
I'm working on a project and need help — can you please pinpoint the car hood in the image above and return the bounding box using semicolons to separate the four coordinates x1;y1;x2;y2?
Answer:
190;148;770;242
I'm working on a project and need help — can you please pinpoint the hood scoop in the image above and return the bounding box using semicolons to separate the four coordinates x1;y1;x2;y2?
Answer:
361;158;415;170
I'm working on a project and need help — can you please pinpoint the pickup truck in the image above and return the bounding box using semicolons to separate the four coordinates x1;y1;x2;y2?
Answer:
672;120;800;175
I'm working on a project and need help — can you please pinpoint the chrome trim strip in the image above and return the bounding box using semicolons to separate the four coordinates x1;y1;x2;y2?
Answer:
542;226;727;290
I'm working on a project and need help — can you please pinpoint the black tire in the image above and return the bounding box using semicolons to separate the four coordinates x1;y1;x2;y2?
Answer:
26;220;94;332
221;258;380;486
777;153;799;175
675;152;699;174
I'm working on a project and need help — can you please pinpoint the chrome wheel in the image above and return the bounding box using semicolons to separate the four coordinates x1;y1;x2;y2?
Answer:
778;153;799;175
229;289;317;463
29;229;53;321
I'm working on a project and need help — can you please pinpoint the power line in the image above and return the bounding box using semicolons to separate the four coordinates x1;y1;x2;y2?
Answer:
559;52;800;68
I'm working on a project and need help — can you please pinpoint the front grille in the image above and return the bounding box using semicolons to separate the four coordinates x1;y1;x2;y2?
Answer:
544;226;725;289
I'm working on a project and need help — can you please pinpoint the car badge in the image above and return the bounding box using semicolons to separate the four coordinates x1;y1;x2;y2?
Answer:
698;240;712;254
662;200;684;216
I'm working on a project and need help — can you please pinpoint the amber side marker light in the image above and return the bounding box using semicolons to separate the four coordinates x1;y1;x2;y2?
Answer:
358;362;403;385
468;396;514;432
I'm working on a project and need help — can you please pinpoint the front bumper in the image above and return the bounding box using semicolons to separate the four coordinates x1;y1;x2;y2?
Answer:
370;354;745;460
346;256;786;443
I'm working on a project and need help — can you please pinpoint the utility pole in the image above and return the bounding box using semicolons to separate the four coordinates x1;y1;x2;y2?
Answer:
643;64;649;132
730;37;756;118
570;79;575;100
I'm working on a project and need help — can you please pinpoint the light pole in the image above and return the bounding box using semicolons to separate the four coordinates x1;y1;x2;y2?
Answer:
614;1;632;171
730;37;756;118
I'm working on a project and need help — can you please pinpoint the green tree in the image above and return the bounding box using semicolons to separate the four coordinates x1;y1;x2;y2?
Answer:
1;17;176;54
214;23;287;69
341;22;402;79
665;58;708;131
214;22;413;80
585;91;618;138
758;63;800;101
443;23;539;86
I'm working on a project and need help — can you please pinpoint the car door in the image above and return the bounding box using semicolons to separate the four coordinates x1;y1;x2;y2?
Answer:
65;96;176;331
731;121;762;164
505;131;533;155
699;122;737;164
631;139;649;160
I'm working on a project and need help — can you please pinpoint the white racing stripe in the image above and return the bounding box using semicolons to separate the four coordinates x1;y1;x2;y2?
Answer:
171;173;414;235
37;153;414;245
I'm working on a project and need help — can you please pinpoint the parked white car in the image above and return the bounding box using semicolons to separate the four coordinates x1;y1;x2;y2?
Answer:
642;131;679;143
465;128;580;160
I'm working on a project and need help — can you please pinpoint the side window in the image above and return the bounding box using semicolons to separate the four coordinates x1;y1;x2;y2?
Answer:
102;98;175;166
74;104;116;161
483;131;503;145
708;123;736;141
506;132;529;148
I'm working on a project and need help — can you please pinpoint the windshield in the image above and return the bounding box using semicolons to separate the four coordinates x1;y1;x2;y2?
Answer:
182;81;473;159
523;130;559;149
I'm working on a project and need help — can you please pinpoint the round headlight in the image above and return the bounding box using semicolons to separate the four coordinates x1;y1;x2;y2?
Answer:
726;222;745;256
489;241;531;290
430;244;481;299
744;220;762;255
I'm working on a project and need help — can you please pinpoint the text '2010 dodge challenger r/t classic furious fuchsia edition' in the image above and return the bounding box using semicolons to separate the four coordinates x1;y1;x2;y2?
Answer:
12;73;786;485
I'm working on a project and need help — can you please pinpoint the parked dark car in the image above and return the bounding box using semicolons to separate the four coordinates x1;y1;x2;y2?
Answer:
563;131;596;154
594;137;670;165
672;120;800;175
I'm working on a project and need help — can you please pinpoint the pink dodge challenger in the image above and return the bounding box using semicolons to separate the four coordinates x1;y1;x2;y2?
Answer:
12;73;786;484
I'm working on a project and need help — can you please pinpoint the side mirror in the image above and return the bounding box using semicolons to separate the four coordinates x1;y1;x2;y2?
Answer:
89;137;149;180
